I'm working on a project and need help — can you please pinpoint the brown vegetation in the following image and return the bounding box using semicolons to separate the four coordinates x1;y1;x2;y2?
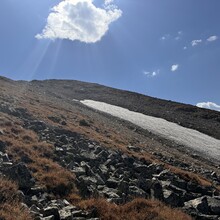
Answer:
29;157;76;196
79;198;192;220
1;122;77;198
0;177;32;220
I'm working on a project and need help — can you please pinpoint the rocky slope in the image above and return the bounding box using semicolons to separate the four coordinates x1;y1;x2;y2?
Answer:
0;76;220;220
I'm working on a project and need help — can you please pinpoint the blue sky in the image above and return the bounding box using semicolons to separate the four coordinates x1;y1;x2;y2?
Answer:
0;0;220;110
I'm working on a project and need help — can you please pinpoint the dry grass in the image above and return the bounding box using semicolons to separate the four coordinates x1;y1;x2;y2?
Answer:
0;177;19;204
78;198;192;220
66;190;82;204
167;165;212;187
0;177;33;220
29;157;76;196
2;124;77;197
0;203;32;220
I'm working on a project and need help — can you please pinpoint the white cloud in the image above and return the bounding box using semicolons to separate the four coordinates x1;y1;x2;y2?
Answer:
191;39;202;46
175;31;183;40
161;31;183;41
160;34;170;41
183;46;187;50
171;64;179;72
104;0;114;5
143;70;159;77
207;35;218;42
196;102;220;112
36;0;122;43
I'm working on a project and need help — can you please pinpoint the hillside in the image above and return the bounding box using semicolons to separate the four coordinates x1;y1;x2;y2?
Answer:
0;76;220;220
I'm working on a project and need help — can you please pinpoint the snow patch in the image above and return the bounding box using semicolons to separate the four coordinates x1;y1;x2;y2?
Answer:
81;99;220;162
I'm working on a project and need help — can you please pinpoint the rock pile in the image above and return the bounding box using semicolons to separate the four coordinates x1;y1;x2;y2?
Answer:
26;118;220;219
1;104;220;219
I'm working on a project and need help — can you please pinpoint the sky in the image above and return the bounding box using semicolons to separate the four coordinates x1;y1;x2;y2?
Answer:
0;0;220;110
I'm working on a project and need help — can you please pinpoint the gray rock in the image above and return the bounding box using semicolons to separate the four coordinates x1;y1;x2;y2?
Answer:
71;210;84;218
137;178;152;192
31;186;46;195
30;204;41;214
72;167;86;176
99;164;108;175
184;196;209;215
29;120;47;132
134;164;149;173
106;177;119;188
81;152;97;161
43;207;60;220
172;178;187;190
94;174;105;185
187;182;212;196
101;187;120;198
207;196;220;215
150;180;164;200
127;146;141;152
59;210;72;220
41;216;55;220
163;189;184;207
78;176;97;185
118;181;129;195
0;140;6;151
4;162;35;189
129;186;146;198
1;153;10;162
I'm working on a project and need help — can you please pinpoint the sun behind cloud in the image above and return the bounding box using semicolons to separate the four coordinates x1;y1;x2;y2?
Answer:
36;0;122;43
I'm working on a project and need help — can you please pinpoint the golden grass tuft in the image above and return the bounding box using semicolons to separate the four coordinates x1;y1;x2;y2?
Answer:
0;203;32;220
29;157;76;196
3;127;77;198
78;198;192;220
0;177;33;220
167;165;212;187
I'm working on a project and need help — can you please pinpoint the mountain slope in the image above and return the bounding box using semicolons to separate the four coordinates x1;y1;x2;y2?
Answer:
0;76;220;220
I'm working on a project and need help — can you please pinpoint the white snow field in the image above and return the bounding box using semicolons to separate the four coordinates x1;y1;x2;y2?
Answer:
81;100;220;162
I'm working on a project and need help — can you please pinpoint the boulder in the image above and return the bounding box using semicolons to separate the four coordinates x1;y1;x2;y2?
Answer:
163;189;184;207
184;196;209;215
150;180;164;200
0;140;6;151
4;162;35;190
129;186;146;198
29;120;47;132
106;178;119;188
133;164;149;173
207;196;220;215
127;146;141;152
43;206;60;220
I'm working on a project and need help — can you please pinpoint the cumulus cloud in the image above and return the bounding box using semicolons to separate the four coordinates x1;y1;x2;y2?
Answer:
171;64;179;72
191;39;202;46
143;70;159;77
183;46;187;50
196;102;220;112
207;35;218;42
36;0;122;43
